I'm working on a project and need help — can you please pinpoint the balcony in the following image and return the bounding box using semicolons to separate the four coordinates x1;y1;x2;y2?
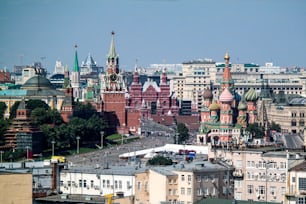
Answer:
285;185;297;197
232;169;243;178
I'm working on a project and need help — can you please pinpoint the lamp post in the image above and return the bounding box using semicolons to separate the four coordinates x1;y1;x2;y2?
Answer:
26;146;30;161
100;131;104;149
51;140;55;156
175;133;180;144
0;151;4;166
76;136;80;154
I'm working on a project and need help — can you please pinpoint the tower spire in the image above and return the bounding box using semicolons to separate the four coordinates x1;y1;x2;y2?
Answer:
108;31;117;59
221;51;234;92
107;31;119;74
223;51;231;82
73;44;80;72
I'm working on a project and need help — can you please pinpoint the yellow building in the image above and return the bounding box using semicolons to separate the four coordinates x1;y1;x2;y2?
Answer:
0;172;32;204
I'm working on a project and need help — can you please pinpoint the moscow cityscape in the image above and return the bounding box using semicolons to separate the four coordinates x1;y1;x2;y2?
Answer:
1;1;306;204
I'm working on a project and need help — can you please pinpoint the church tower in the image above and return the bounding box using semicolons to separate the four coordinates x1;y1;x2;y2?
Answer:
101;32;126;130
61;65;74;123
221;52;234;93
71;45;81;101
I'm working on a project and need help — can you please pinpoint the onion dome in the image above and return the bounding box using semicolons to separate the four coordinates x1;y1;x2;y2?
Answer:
224;52;230;60
209;101;220;110
219;88;234;102
245;87;258;101
238;100;247;110
203;88;213;99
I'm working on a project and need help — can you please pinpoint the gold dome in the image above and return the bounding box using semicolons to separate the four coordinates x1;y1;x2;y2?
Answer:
224;52;230;60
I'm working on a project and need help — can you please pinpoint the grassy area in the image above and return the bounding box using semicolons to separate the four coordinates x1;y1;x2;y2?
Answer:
106;134;127;140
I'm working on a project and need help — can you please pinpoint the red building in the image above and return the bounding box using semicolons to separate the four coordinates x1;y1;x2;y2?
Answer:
0;69;11;83
125;67;179;133
100;32;179;134
100;32;127;132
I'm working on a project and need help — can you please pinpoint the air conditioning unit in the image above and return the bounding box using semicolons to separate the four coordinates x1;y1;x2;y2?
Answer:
87;186;90;189
85;196;92;201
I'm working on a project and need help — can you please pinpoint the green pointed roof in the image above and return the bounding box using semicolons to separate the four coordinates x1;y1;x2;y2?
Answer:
73;45;80;72
245;87;258;101
108;31;118;59
238;100;247;110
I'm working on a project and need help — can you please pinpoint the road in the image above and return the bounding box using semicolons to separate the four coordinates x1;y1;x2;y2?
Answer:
67;135;174;168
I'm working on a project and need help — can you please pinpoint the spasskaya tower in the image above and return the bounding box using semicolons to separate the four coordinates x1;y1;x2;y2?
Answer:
101;32;126;130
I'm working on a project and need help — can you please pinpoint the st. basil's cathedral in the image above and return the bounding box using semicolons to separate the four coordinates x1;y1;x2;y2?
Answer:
197;52;259;146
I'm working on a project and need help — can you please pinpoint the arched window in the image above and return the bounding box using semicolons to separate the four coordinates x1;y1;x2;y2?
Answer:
291;119;297;126
299;119;304;127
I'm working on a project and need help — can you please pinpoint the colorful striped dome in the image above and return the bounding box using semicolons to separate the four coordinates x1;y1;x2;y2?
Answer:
219;88;234;102
203;88;213;99
209;101;220;110
245;87;258;101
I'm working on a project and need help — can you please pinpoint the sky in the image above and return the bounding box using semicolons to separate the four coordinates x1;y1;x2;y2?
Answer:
0;0;306;73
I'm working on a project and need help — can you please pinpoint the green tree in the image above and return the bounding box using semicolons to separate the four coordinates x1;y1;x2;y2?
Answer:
73;102;96;120
270;121;281;132
0;118;9;146
9;101;20;119
0;101;7;119
68;117;87;147
31;108;63;126
175;123;189;144
85;114;107;141
26;99;49;111
246;123;264;138
147;155;173;166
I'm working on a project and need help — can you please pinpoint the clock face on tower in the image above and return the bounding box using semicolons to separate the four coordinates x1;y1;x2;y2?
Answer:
110;73;117;82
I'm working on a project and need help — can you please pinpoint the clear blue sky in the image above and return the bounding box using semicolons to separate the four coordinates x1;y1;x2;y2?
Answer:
1;0;306;73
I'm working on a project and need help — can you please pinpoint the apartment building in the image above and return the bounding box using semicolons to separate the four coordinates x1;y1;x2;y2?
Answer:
0;171;32;204
60;165;140;198
205;145;306;203
172;59;216;111
286;161;306;204
134;161;233;204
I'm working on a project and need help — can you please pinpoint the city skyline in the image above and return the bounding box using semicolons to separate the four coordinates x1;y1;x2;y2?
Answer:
1;0;306;73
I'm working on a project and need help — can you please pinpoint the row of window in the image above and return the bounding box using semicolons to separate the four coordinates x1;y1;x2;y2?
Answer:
292;112;305;117
61;179;130;190
291;119;305;126
245;172;286;182
246;161;286;169
246;185;285;196
181;174;192;182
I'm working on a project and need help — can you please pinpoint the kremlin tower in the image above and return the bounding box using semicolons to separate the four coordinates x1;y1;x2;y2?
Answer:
101;32;127;132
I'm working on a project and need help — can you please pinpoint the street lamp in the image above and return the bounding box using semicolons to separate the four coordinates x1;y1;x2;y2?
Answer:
76;136;80;154
51;140;55;156
176;133;180;144
100;131;104;149
26;146;30;161
0;151;4;166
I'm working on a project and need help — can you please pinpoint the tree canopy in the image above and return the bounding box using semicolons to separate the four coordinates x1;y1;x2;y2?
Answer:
147;155;173;166
0;101;6;119
270;121;281;132
175;123;189;144
246;123;264;138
